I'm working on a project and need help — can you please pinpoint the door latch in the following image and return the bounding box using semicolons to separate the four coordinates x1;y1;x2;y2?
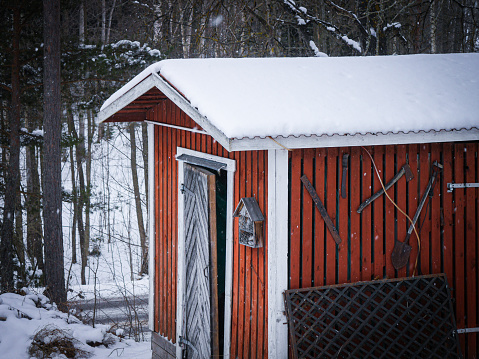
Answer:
447;183;479;192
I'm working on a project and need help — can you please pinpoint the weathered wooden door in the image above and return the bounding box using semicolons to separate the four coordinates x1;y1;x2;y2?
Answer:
182;164;219;359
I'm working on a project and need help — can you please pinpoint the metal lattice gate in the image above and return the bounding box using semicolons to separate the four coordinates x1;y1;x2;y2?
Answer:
284;274;462;359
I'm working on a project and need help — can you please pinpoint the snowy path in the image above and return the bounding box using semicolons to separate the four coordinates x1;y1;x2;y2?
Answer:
70;294;149;340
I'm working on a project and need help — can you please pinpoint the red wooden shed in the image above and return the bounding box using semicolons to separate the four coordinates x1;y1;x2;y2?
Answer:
98;54;479;359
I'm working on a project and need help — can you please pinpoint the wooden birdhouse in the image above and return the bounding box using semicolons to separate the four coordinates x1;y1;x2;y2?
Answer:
233;197;265;248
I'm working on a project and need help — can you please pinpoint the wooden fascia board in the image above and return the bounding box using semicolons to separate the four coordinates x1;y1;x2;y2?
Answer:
229;128;479;151
150;73;232;151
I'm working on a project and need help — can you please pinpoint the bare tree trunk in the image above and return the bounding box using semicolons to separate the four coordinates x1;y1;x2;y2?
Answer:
106;0;117;44
67;111;77;264
84;110;94;271
141;123;148;214
76;113;88;285
79;0;85;45
26;113;44;273
14;165;25;284
101;0;106;45
129;123;147;275
43;0;66;309
430;0;437;53
1;6;21;292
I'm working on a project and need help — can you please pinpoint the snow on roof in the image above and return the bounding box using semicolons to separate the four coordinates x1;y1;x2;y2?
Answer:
101;53;479;139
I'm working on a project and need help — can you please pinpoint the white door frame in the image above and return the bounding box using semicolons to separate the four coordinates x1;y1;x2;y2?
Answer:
176;147;236;359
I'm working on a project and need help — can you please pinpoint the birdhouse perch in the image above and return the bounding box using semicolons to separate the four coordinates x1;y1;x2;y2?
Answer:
233;197;265;248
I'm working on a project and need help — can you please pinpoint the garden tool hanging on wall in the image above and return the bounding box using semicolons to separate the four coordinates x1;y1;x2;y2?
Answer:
357;164;414;213
391;161;443;270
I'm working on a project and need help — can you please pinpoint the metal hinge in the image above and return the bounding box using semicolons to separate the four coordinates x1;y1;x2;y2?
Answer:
455;327;479;334
447;183;479;192
180;183;195;197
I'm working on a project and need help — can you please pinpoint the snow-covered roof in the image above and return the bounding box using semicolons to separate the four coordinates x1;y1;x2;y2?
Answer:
99;54;479;150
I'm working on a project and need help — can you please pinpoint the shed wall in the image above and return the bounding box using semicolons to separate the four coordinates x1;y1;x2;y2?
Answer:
289;143;478;357
150;99;268;359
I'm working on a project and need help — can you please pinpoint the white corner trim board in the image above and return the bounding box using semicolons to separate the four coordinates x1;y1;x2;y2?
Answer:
148;123;155;331
267;149;289;359
175;147;236;359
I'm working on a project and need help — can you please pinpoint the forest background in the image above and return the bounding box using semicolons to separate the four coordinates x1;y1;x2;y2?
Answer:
1;0;478;309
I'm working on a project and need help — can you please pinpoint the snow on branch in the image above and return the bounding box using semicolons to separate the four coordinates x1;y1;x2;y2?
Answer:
281;0;363;54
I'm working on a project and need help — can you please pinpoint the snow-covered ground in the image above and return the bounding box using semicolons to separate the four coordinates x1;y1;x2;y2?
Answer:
0;122;152;358
0;289;151;359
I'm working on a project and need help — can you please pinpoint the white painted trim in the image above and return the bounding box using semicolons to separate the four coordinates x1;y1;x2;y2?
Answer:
175;147;236;359
148;123;155;331
230;128;479;151
267;149;289;359
145;120;208;135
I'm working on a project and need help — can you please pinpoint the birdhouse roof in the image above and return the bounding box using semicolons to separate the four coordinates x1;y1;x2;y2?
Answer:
233;197;264;222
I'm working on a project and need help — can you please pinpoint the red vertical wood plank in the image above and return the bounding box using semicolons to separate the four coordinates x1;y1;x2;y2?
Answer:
162;121;168;336
263;151;268;359
155;120;160;332
361;147;372;282
257;151;268;357
476;142;479;359
185;113;191;149
206;135;212;155
201;132;206;153
465;143;477;356
243;152;252;358
230;151;240;359
167;125;173;339
237;151;246;359
350;146;361;283
454;143;466;354
430;143;441;275
170;105;175;341
442;143;454;286
179;108;186;148
372;146;384;279
397;145;407;279
384;145;395;278
190;123;196;151
290;150;302;289
172;129;179;342
326;147;338;285
407;144;419;276
338;148;349;284
173;105;182;343
303;148;314;287
314;148;326;286
250;151;258;359
419;143;431;275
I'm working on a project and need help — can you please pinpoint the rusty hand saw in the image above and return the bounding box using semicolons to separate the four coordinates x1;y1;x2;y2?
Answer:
301;175;342;245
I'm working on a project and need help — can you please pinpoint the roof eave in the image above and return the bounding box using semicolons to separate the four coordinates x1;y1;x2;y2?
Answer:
229;128;479;151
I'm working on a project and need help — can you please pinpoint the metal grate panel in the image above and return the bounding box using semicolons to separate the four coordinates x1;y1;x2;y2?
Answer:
284;274;462;359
